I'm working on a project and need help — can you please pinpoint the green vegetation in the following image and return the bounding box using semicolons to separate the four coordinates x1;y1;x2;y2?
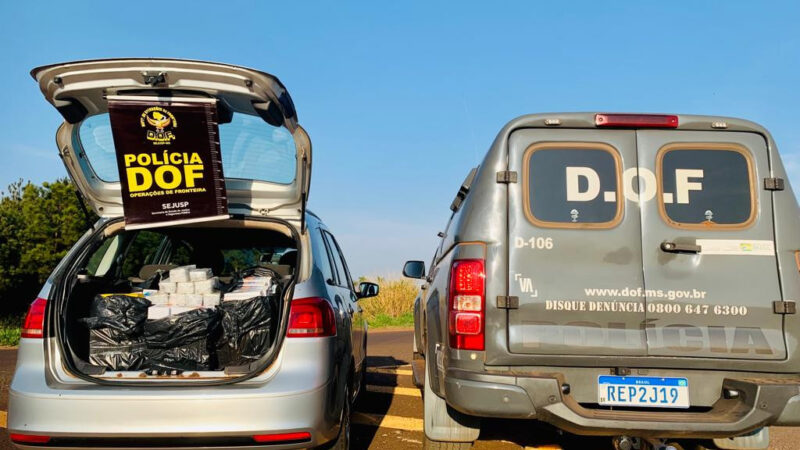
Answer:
358;277;418;328
0;178;96;346
0;315;22;347
367;312;414;328
0;179;96;316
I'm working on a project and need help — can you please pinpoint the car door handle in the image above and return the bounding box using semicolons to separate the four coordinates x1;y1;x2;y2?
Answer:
660;241;701;254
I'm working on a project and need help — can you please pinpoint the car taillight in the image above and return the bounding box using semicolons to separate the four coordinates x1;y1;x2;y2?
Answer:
448;259;485;350
595;113;678;128
21;297;47;339
286;297;336;337
252;432;311;443
9;433;51;444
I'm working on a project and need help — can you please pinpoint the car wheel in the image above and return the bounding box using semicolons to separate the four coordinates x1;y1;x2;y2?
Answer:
423;357;479;445
331;386;351;450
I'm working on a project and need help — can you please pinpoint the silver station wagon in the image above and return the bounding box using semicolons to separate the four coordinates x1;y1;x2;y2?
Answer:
405;113;800;450
9;59;377;449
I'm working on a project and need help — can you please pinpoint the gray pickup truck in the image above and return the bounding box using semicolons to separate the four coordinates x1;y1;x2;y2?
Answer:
404;113;800;450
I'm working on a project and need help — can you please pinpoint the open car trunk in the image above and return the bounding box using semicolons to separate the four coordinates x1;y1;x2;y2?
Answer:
55;217;300;384
29;59;314;385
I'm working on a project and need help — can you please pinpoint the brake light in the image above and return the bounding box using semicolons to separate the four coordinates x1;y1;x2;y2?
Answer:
21;297;47;339
286;297;336;337
448;259;485;350
252;432;311;443
10;433;51;444
595;113;678;128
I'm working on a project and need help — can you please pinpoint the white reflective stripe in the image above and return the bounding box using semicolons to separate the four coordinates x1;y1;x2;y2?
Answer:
697;239;775;256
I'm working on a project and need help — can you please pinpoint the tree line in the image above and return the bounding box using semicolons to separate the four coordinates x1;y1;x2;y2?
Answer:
0;179;96;314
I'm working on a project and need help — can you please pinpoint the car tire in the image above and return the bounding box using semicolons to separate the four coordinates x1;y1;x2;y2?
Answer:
423;357;479;445
330;385;351;450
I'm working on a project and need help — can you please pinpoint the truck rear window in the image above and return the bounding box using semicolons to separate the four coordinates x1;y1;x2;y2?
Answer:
658;144;755;229
524;142;622;228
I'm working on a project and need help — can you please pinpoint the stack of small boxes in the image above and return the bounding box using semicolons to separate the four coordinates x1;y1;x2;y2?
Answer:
146;265;222;319
223;275;273;301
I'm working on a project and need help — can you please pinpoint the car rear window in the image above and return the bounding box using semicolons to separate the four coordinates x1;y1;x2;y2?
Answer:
523;142;622;228
658;144;754;228
77;112;297;185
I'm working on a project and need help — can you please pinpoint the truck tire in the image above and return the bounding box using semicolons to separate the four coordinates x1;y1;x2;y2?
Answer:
423;358;480;445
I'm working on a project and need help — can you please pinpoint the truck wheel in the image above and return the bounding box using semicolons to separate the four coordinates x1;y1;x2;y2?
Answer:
423;358;480;445
411;352;424;388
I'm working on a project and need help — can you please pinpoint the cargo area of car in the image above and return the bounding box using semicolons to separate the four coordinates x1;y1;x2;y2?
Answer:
55;218;299;382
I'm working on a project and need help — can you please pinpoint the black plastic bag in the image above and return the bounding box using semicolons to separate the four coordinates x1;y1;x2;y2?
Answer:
143;308;221;371
80;294;151;371
79;295;152;341
143;340;213;372
216;296;274;367
87;331;147;371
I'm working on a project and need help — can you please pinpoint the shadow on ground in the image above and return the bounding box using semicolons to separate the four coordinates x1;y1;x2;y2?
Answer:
351;355;411;450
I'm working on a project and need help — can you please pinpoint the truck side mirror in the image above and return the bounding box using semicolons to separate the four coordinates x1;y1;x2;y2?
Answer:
403;260;426;279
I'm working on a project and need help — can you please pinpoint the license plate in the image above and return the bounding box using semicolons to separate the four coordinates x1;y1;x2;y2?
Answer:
597;376;689;408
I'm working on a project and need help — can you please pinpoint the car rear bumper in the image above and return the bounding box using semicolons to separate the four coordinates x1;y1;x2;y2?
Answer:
9;383;333;449
11;440;315;450
8;338;341;449
443;367;800;438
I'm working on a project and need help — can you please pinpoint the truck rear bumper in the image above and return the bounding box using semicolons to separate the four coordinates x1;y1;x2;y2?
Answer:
444;368;800;438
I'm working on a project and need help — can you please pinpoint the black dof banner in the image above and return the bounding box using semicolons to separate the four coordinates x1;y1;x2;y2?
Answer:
107;96;228;229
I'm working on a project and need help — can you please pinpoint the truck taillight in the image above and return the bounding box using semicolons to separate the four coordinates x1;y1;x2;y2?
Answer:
448;259;485;350
595;113;678;128
21;297;47;339
287;297;337;337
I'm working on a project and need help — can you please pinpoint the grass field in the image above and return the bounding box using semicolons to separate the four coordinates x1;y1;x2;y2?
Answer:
358;277;418;329
366;311;414;328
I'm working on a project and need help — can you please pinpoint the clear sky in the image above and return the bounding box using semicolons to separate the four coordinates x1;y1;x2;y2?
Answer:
1;1;799;278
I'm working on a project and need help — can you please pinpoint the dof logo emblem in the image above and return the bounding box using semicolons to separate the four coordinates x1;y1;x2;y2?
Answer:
140;106;177;145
